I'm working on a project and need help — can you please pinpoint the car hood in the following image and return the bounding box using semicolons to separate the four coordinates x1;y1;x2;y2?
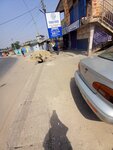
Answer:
81;56;113;82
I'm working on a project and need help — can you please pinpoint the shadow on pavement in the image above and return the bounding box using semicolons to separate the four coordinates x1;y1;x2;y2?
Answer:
70;78;101;122
0;57;18;79
43;110;73;150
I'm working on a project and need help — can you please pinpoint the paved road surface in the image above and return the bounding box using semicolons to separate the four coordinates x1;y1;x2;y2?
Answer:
0;57;35;144
0;57;18;129
0;57;18;79
0;53;113;150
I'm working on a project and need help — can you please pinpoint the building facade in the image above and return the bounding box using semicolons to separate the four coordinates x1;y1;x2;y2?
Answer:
56;0;113;55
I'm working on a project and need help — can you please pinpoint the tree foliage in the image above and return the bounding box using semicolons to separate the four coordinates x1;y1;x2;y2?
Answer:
11;41;21;50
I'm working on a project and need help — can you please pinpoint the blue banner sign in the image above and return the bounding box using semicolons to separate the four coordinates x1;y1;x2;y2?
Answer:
46;12;62;39
93;25;112;49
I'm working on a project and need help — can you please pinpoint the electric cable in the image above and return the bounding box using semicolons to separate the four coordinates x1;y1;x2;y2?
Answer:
22;0;39;35
0;6;38;26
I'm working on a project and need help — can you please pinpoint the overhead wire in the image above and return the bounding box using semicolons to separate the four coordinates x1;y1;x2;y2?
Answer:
0;1;41;47
0;15;34;48
22;0;39;35
10;18;34;40
0;9;39;46
11;7;40;34
0;6;38;26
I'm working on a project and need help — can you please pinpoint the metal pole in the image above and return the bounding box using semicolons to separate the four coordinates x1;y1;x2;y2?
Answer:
40;0;49;38
40;0;46;13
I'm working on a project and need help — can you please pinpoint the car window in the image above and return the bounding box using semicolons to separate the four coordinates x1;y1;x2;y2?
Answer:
98;46;113;61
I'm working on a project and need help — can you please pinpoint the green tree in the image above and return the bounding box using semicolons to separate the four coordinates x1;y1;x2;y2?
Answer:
11;41;21;50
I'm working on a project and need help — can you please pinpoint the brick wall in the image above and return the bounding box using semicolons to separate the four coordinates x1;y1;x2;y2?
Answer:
92;0;101;17
87;1;92;17
62;0;73;26
92;0;113;17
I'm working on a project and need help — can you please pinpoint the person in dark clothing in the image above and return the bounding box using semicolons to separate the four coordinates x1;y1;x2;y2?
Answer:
53;39;59;55
21;47;25;57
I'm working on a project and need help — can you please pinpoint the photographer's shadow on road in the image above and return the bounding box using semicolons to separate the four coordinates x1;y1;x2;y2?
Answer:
43;110;73;150
70;78;100;122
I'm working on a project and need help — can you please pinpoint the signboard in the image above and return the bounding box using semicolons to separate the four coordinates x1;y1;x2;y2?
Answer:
62;27;69;35
62;20;79;35
46;12;62;39
68;20;79;32
93;25;112;50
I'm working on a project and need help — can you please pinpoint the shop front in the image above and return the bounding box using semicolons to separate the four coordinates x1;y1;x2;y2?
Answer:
70;30;77;49
63;34;69;49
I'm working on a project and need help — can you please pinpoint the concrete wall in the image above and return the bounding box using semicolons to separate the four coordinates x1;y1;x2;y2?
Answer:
77;25;90;40
31;43;47;51
31;44;40;51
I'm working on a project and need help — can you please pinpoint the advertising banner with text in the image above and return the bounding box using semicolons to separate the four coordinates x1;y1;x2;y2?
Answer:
46;12;62;39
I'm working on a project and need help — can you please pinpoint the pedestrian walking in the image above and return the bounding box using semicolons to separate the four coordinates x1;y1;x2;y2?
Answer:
21;47;25;57
53;39;59;55
48;41;55;53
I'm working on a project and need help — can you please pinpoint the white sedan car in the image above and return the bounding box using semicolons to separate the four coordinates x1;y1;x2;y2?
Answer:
75;47;113;124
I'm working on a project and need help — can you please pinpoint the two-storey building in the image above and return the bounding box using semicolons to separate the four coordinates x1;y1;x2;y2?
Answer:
56;0;113;55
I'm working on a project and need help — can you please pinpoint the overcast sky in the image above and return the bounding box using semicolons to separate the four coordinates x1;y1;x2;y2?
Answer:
0;0;59;48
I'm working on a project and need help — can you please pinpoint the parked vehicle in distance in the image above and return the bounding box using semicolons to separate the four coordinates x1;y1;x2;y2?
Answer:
75;46;113;124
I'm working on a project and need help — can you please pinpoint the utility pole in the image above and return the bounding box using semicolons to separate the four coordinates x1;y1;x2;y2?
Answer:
40;0;49;39
40;0;46;14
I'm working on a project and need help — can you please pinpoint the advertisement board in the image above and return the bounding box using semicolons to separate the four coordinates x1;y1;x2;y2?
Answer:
46;12;62;39
62;20;79;35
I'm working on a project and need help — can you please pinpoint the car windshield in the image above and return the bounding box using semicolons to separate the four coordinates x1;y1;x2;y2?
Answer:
98;46;113;61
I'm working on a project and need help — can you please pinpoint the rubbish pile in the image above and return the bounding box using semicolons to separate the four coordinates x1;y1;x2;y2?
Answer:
30;50;52;63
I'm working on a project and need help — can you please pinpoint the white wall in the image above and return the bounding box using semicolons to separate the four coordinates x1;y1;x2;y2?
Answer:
31;42;48;51
32;44;40;51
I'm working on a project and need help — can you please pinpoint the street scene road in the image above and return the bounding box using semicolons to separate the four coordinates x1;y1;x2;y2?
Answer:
0;56;35;146
0;57;18;129
0;53;113;150
0;57;18;79
1;0;113;149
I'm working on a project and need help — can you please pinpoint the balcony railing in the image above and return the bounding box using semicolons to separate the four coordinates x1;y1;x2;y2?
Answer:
99;0;113;31
81;0;113;33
